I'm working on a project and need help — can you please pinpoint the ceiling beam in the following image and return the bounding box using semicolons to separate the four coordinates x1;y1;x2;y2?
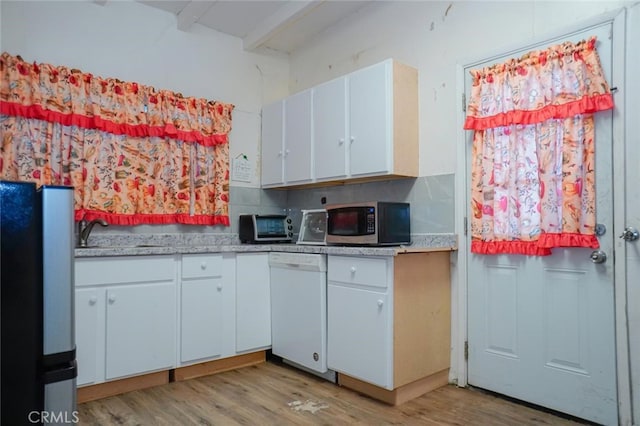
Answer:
177;0;216;32
243;1;320;51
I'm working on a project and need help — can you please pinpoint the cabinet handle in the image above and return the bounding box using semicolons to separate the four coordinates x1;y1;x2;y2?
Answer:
350;136;355;143
377;299;384;308
88;296;97;306
285;149;290;156
217;283;223;291
339;138;345;145
278;150;283;157
350;266;357;273
200;262;207;270
108;294;116;304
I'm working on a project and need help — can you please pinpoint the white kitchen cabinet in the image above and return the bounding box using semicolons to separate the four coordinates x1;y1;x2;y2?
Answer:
261;90;313;188
75;288;103;387
261;100;285;186
235;253;271;352
179;253;235;365
313;77;348;180
284;90;313;185
328;283;391;388
313;59;418;183
327;252;451;405
328;256;393;389
105;281;176;380
75;256;177;385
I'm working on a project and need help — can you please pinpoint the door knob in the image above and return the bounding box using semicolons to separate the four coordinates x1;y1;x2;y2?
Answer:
590;250;607;264
619;227;639;242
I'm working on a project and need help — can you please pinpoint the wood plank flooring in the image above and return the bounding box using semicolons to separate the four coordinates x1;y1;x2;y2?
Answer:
78;361;588;425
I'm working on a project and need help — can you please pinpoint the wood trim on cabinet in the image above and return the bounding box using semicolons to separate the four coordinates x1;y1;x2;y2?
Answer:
77;352;266;404
393;252;451;388
392;60;419;178
173;351;266;382
77;370;169;404
338;368;449;406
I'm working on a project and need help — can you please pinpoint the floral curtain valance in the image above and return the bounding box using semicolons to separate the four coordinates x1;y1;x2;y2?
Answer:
0;52;233;226
0;52;232;146
464;37;614;256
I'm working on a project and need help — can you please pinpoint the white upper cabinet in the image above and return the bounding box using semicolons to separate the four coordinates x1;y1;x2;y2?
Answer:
283;90;313;185
348;61;392;177
261;101;285;187
261;90;313;188
262;59;418;189
313;77;348;180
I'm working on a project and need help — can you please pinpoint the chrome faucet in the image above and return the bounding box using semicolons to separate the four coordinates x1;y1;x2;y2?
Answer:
78;219;108;248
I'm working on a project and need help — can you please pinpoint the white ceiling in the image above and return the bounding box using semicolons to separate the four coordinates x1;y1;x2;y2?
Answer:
137;0;370;53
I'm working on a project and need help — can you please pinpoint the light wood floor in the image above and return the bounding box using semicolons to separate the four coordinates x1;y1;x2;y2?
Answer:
78;361;588;425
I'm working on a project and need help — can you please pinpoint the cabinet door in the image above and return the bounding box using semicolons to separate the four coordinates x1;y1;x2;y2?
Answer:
75;288;103;386
180;277;224;363
328;283;392;389
236;253;271;352
261;100;284;187
314;78;348;180
105;281;176;380
284;90;312;184
349;61;391;176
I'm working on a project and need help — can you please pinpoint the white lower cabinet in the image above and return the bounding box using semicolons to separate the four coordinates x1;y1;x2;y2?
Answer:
328;284;391;388
235;253;271;353
327;252;452;403
179;253;235;365
327;255;393;389
75;256;178;385
75;288;102;386
105;282;176;380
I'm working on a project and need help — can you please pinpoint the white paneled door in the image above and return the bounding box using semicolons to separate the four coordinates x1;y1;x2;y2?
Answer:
626;4;640;425
465;23;618;425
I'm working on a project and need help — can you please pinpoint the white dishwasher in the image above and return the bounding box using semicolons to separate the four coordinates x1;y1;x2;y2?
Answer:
269;252;335;381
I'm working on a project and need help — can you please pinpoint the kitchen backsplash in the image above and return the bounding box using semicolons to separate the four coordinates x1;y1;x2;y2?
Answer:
88;174;454;238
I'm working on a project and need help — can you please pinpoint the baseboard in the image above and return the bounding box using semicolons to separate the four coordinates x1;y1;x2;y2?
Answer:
338;368;450;405
78;370;169;404
173;351;266;382
77;351;266;404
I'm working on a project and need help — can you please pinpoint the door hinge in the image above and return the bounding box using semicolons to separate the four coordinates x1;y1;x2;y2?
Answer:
462;93;466;112
463;216;468;236
464;341;469;361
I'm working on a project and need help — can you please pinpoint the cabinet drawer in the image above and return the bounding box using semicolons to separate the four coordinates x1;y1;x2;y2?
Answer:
328;256;389;289
76;256;175;287
182;254;223;279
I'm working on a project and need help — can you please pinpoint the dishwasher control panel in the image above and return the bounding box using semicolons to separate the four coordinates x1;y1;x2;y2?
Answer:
268;252;327;272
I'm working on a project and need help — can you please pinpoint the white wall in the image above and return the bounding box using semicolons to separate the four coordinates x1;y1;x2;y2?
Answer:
288;1;631;177
0;0;290;189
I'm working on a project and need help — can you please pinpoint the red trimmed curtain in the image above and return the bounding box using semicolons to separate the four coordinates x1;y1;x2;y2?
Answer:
0;52;232;225
464;37;613;255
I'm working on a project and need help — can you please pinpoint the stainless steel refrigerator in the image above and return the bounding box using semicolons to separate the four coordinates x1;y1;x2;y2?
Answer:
1;180;77;424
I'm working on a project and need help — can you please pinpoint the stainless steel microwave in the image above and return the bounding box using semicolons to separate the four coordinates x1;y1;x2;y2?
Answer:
325;202;410;246
239;214;293;243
